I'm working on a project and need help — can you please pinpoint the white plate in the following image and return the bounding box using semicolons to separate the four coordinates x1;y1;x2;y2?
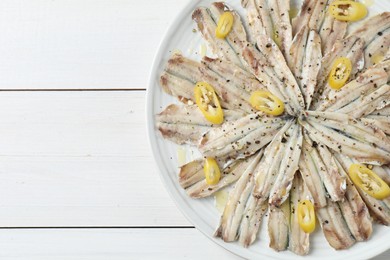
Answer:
146;1;390;259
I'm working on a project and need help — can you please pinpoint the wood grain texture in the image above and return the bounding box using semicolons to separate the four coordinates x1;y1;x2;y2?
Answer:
0;228;242;259
0;0;188;90
0;228;389;260
0;91;189;226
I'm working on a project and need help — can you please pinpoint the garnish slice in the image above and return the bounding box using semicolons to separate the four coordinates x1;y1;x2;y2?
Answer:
329;1;367;22
249;91;284;116
298;200;316;233
349;164;390;200
216;11;234;39
194;82;224;124
328;57;352;90
204;157;221;185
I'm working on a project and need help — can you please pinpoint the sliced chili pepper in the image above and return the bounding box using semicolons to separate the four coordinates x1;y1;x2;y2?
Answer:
328;57;352;90
329;1;367;22
349;164;390;200
194;82;224;124
249;91;285;116
204;157;221;185
216;12;234;39
298;200;316;233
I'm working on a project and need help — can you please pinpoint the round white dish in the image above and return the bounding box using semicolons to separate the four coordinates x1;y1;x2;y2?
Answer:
146;0;390;259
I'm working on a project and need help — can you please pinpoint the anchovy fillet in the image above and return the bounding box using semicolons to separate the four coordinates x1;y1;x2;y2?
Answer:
238;194;269;247
372;165;390;186
316;199;356;250
300;29;322;108
242;44;293;114
209;2;249;63
242;42;305;115
160;71;196;104
156;104;244;145
363;105;390;136
320;13;348;55
268;201;290;252
338;84;390;118
361;117;390;137
292;0;327;37
289;174;311;256
293;0;348;55
241;0;292;56
186;155;258;198
192;7;244;68
313;36;365;110
335;154;390;226
179;159;204;189
199;113;287;159
288;28;322;109
253;120;302;207
269;123;303;206
364;28;390;70
288;26;309;80
333;158;373;241
302;111;390;165
253;120;294;202
179;157;230;189
348;12;390;48
300;131;346;206
215;151;266;243
299;136;328;208
202;56;263;94
165;53;254;112
316;59;390;112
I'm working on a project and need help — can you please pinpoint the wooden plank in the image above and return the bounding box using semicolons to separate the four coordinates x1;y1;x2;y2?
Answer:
0;0;189;90
0;228;242;259
0;91;190;226
0;228;388;259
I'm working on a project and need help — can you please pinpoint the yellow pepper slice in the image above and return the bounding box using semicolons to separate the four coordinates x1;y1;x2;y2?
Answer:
329;1;367;22
273;28;281;48
298;200;316;233
349;164;390;200
249;91;284;116
194;82;224;124
328;57;352;90
216;12;234;39
204;157;221;185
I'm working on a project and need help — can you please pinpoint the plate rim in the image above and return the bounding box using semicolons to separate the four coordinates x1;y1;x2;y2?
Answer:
146;0;390;259
146;0;247;257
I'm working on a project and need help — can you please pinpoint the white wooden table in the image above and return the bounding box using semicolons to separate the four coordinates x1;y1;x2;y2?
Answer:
0;0;387;259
